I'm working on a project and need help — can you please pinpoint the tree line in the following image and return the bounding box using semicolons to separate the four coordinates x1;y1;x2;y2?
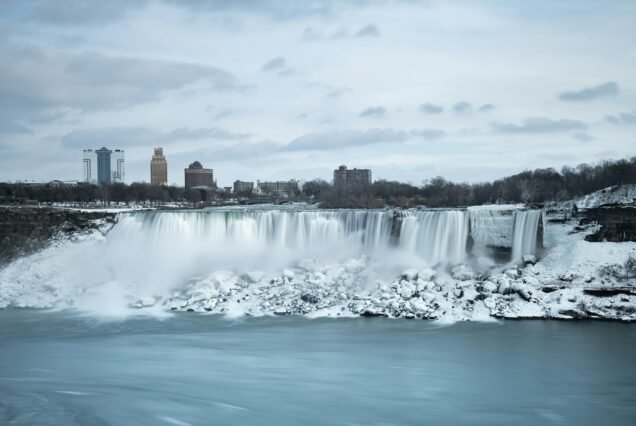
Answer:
310;156;636;208
1;156;635;208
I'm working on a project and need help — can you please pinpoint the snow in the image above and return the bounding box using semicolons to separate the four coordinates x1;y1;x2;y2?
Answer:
467;205;517;248
573;184;636;209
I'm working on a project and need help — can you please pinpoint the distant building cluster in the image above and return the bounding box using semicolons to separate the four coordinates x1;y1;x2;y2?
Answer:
83;147;125;185
333;165;372;188
150;148;168;185
80;147;373;198
233;180;254;194
256;180;300;197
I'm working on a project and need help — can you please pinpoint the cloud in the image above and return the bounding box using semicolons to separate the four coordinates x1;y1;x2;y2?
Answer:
31;0;149;26
558;81;619;101
206;140;283;161
261;57;287;72
493;117;587;133
303;23;381;42
355;24;380;38
572;132;596;142
419;103;443;114
606;112;636;125
325;87;352;98
283;128;444;151
60;127;155;149
0;40;241;131
478;103;495;112
359;106;386;118
0;119;33;135
163;0;401;20
60;126;250;149
161;127;251;141
452;101;472;114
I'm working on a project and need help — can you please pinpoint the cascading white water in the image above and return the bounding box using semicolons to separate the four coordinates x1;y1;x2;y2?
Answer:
398;210;469;264
511;210;543;261
125;209;395;254
0;206;545;313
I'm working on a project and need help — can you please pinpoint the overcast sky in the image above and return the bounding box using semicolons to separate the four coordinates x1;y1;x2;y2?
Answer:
0;0;634;186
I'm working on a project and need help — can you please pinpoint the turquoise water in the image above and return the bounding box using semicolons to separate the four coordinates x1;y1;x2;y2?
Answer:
1;311;635;425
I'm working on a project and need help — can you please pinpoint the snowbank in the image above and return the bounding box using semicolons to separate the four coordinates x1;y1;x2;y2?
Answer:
574;185;636;209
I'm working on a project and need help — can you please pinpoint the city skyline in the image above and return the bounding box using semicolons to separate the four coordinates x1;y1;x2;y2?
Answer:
0;1;635;187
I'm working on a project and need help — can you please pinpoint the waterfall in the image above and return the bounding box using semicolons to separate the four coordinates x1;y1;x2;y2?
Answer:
0;206;546;312
511;210;543;261
397;210;469;264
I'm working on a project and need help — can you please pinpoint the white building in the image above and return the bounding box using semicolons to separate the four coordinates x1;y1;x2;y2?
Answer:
82;149;98;184
111;149;125;183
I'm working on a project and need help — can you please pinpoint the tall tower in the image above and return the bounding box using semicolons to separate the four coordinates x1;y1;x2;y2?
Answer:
96;147;112;185
150;147;168;185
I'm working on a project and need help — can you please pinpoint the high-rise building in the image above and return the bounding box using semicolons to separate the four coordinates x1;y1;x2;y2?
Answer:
82;150;98;185
83;147;125;185
150;148;168;185
333;165;371;188
184;161;214;189
233;180;254;194
110;149;125;183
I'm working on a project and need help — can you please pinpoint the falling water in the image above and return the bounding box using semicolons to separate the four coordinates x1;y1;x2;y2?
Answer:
0;206;544;312
398;210;469;264
511;210;543;261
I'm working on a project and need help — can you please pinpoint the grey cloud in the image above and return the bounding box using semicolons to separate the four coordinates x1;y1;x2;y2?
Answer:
559;81;619;101
211;140;282;160
303;23;381;42
283;128;444;152
60;126;250;150
355;24;380;38
419;103;443;114
326;88;351;98
163;0;399;20
572;132;596;142
359;106;386;118
161;127;251;141
60;127;155;149
493;117;587;133
606;112;636;125
31;0;148;26
262;57;286;72
0;120;33;135
0;41;240;127
453;101;472;114
478;103;495;112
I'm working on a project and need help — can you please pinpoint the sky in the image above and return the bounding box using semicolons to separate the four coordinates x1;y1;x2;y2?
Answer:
0;0;634;187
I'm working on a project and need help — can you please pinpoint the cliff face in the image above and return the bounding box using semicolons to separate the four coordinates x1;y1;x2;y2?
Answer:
581;208;636;242
0;208;116;265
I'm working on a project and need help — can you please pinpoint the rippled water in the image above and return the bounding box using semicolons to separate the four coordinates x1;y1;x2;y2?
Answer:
1;311;635;425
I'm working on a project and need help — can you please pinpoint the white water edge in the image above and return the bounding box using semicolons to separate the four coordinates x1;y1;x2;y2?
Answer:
1;207;635;321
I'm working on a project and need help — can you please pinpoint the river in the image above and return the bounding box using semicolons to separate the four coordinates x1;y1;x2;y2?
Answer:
1;311;635;425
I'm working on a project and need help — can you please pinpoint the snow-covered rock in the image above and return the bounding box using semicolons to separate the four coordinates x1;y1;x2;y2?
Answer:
574;184;636;209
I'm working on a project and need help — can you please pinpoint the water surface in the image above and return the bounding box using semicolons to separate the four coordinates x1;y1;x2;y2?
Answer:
1;311;635;425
